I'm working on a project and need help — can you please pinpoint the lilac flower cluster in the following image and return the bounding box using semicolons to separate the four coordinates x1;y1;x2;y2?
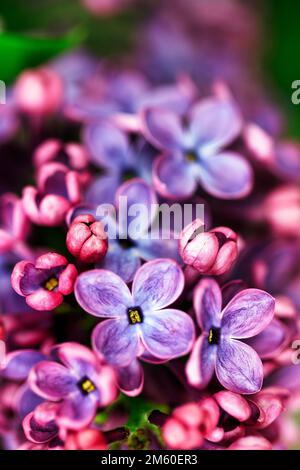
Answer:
1;0;300;451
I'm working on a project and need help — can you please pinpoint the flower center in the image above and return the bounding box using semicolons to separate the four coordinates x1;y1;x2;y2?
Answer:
185;150;197;163
44;277;58;291
208;327;221;345
77;376;96;395
127;306;143;324
122;167;138;182
118;238;136;250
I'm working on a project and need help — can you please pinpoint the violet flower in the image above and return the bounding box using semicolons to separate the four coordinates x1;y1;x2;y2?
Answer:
28;342;117;430
11;252;78;311
75;259;195;391
141;96;253;199
83;122;154;205
99;178;180;283
22;162;82;226
70;178;180;283
65;66;194;127
186;278;275;394
1;349;46;419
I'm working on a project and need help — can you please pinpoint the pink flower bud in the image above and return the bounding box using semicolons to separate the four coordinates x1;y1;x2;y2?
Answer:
34;139;91;186
14;68;63;115
264;185;300;237
162;399;219;450
22;163;82;227
179;219;238;275
82;0;131;16
65;429;107;450
66;214;108;263
228;436;272;450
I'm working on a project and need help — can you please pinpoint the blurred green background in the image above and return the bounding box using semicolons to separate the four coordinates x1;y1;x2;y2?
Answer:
0;0;300;142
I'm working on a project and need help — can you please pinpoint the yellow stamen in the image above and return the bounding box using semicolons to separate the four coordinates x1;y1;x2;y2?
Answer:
128;309;142;324
44;277;58;291
81;379;96;394
185;151;197;162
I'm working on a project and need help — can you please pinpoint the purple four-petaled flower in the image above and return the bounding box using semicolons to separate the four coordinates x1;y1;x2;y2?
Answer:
75;259;195;393
186;278;275;394
28;342;117;430
141;97;253;200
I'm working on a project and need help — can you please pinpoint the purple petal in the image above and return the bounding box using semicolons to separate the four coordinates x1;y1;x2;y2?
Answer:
137;233;181;264
186;335;216;389
83;121;129;171
1;350;46;381
51;342;97;380
85;174;120;206
132;259;184;311
23;413;59;444
273;141;300;182
141;308;195;360
141;107;183;150
140;350;168;364
99;243;141;284
221;289;275;339
58;392;98;430
153;153;197;199
199;152;253;199
29;361;76;400
75;269;132;318
190;98;242;156
67;203;97;225
138;78;195;116
246;318;287;359
92;319;140;367
266;364;300;392
216;339;263;394
116;178;157;236
193;278;222;331
18;264;47;295
18;385;44;419
117;360;144;397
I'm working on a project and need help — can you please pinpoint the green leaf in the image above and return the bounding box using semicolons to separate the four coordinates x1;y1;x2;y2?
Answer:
263;0;300;138
0;28;85;83
123;395;168;432
95;394;169;449
121;395;168;449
